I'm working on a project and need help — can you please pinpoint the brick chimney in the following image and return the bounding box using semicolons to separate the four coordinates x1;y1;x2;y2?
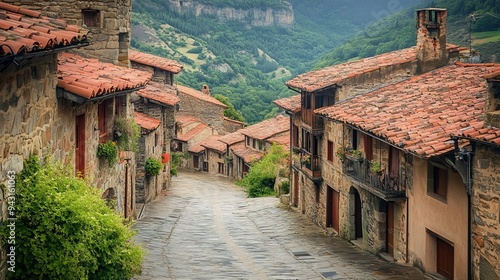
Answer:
485;72;500;128
201;84;211;96
416;8;447;74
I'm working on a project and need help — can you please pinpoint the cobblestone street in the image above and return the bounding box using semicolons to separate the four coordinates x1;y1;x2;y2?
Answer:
133;171;427;280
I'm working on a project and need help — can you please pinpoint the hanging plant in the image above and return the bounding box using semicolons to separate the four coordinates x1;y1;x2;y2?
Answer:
97;141;118;166
145;157;162;177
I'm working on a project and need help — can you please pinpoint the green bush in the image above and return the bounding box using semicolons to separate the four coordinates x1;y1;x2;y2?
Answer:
114;117;140;152
0;156;144;279
97;141;118;166
145;157;162;177
236;144;289;197
281;180;290;194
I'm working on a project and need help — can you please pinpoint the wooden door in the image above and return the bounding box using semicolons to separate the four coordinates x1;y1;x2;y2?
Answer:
437;238;454;279
193;155;199;169
293;171;299;207
75;114;85;177
387;202;394;256
354;191;363;239
327;187;333;227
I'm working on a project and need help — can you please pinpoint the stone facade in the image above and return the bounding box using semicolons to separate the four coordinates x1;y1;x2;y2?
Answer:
471;144;500;280
11;0;133;66
205;149;225;176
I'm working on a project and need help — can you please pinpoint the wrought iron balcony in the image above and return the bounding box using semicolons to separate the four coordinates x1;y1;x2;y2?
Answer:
342;157;405;200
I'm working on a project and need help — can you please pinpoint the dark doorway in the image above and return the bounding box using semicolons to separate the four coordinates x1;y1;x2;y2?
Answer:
293;171;299;207
354;190;363;239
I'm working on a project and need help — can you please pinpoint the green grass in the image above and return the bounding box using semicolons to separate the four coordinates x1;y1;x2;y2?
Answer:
472;29;500;46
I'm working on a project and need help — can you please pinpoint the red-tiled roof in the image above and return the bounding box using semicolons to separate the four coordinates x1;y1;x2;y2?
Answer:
176;123;209;142
286;47;417;92
231;142;264;163
223;116;245;125
134;111;160;131
0;2;88;60
188;143;205;154
129;49;183;74
175;115;200;126
58;52;151;100
266;132;290;148
456;123;500;146
317;63;500;158
176;84;228;108
273;94;301;113
137;81;179;107
201;135;226;153
219;131;245;145
240;115;289;140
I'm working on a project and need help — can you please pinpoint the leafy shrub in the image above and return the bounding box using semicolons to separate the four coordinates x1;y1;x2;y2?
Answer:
281;180;290;194
187;46;203;54
97;141;118;166
0;156;144;279
236;144;289;197
145;157;162;177
170;152;189;176
114;117;140;152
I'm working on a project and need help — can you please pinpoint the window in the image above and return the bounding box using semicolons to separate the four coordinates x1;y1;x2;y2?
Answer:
114;96;123;116
327;140;333;162
352;129;358;150
177;142;183;152
364;135;373;160
82;9;100;27
427;162;448;199
218;162;224;174
246;136;250;147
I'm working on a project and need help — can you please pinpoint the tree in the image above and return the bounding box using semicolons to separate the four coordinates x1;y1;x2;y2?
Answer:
214;94;246;122
0;156;144;280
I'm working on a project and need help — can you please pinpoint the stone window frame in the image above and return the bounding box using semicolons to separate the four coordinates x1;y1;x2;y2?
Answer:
82;9;100;28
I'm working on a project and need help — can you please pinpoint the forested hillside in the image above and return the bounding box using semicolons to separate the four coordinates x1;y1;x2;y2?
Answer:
315;0;500;68
131;0;418;123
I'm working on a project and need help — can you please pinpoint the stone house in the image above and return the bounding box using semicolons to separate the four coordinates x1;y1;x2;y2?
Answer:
176;84;228;133
230;115;290;180
274;8;496;279
218;131;245;178
133;82;180;204
15;0;134;67
223;116;245;133
174;115;214;169
200;135;226;175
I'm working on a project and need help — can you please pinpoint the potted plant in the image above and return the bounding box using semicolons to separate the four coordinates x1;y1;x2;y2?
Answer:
370;160;383;174
145;157;162;177
336;147;347;161
345;149;363;161
97;141;118;166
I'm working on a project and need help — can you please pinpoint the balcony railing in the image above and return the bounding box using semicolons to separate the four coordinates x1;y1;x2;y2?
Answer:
300;151;321;181
301;110;324;133
342;157;405;199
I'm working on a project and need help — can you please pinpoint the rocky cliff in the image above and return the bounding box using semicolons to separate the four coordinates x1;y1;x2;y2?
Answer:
167;0;294;27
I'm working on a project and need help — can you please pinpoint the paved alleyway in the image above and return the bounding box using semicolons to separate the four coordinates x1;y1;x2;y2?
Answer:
133;171;427;280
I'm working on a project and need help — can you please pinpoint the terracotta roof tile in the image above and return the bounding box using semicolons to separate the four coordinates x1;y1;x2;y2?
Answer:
273;94;301;113
137;81;179;107
58;52;151;100
218;131;245;145
175;115;200;126
188;142;205;154
456;122;500;146
129;49;183;74
134;111;160;131
239;115;289;140
231;142;264;163
317;63;500;158
176;123;209;142
176;84;228;108
0;2;88;60
223;116;245;125
200;135;226;153
266;131;290;149
286;47;416;92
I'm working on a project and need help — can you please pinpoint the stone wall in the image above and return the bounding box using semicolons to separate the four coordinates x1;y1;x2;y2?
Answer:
12;0;133;66
472;144;500;280
177;92;225;134
135;128;163;203
206;149;224;175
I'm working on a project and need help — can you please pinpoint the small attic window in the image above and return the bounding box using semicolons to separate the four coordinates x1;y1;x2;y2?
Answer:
82;9;100;27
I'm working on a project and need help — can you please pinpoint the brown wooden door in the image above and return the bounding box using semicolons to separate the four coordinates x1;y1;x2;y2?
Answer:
387;202;394;256
293;171;299;207
327;187;333;227
193;155;199;169
75;114;85;177
354;191;363;239
437;238;454;279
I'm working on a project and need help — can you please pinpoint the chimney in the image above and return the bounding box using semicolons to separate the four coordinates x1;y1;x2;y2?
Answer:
485;72;500;128
416;8;448;74
201;84;211;96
